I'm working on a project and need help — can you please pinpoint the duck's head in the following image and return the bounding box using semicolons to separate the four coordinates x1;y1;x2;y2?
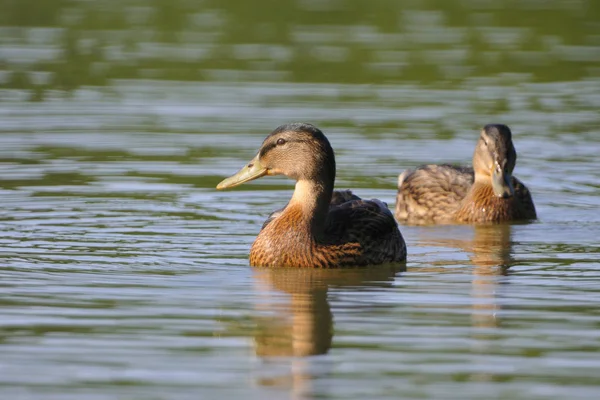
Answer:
472;124;517;198
217;123;336;190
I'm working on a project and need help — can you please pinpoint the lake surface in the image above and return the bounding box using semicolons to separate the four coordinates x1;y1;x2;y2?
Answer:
1;1;599;399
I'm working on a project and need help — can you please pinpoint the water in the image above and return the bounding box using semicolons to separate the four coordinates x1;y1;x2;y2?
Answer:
1;1;600;399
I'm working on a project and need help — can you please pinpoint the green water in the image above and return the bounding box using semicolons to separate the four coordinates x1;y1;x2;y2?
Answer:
1;0;599;399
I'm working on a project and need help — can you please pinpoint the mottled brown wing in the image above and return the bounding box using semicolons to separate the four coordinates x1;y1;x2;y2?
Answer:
395;164;474;224
512;177;537;219
324;196;407;263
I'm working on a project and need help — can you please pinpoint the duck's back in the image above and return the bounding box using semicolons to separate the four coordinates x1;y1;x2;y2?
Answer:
324;193;407;265
395;164;473;224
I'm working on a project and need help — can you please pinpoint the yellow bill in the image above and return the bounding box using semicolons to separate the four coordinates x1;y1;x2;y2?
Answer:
216;154;268;190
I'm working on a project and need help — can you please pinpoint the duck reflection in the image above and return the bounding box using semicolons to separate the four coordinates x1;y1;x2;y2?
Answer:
467;224;512;330
467;224;514;383
420;224;513;327
468;223;512;272
253;265;403;356
414;224;514;383
420;224;513;273
252;265;403;394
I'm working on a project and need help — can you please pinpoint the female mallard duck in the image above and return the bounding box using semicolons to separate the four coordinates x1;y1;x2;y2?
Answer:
217;123;407;268
395;124;536;225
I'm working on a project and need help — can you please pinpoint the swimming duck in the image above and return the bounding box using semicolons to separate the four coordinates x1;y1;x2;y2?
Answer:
217;123;407;268
395;124;536;225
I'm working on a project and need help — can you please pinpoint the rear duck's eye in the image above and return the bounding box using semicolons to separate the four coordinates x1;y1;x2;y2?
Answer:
277;138;286;146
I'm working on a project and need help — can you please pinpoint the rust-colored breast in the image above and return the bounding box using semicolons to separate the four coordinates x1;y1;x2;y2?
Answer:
454;181;536;223
249;214;362;268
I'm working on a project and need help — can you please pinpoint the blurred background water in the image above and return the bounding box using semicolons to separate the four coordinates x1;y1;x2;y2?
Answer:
1;0;599;399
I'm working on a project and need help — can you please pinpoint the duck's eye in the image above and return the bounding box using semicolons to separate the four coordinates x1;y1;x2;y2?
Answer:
276;138;286;146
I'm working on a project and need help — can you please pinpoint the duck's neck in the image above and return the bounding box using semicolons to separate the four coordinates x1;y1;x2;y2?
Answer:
287;178;333;239
464;174;494;205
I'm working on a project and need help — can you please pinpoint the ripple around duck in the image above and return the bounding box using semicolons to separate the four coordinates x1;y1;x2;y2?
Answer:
1;0;600;398
1;118;600;398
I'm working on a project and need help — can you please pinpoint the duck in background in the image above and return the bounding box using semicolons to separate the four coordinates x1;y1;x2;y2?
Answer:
395;124;536;225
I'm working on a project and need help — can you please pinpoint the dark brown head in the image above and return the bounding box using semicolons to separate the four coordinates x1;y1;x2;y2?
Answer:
472;124;517;198
217;123;336;189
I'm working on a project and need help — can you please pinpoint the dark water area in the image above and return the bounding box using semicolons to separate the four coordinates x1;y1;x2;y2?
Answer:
1;1;599;399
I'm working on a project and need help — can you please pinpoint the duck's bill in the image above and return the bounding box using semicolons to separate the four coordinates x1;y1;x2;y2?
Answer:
216;154;268;190
492;169;515;198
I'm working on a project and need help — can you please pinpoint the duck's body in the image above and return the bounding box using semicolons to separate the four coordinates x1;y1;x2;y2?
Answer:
396;164;535;224
395;125;536;225
252;190;404;268
218;123;406;268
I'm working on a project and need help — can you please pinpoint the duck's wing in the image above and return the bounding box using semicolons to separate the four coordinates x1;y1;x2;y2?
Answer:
512;177;537;219
395;164;473;224
260;207;285;231
324;195;407;263
330;189;362;206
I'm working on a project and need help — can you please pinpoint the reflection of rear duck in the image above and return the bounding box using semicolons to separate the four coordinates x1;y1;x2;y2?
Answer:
217;123;407;268
395;124;536;225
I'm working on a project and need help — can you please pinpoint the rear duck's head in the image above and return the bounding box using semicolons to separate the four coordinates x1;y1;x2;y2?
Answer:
472;124;517;198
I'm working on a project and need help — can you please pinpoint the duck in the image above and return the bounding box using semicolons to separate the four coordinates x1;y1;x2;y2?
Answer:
217;122;407;268
395;124;536;225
